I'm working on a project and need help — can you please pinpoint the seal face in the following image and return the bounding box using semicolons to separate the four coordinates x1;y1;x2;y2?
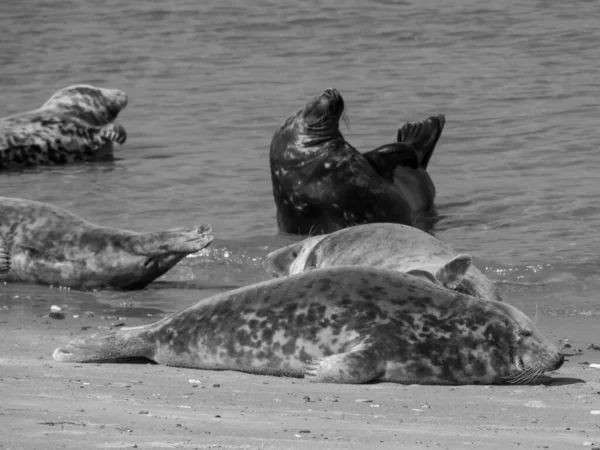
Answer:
269;88;445;235
0;84;128;170
265;223;503;302
0;196;213;290
53;266;563;385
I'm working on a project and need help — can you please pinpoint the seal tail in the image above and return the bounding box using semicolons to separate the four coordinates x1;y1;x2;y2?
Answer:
396;114;445;170
124;224;213;256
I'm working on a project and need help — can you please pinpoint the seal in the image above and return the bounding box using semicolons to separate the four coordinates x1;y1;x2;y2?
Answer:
265;223;503;301
0;84;128;170
0;196;213;290
53;266;564;385
270;87;445;235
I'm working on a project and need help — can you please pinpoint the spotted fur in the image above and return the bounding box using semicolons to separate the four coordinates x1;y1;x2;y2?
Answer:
265;223;503;301
0;84;128;170
53;266;563;385
270;87;445;235
0;196;213;290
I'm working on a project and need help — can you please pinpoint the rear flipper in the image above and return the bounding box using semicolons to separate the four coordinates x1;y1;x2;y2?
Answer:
396;114;445;170
406;254;472;290
53;329;153;363
363;143;419;182
125;224;213;256
303;343;386;384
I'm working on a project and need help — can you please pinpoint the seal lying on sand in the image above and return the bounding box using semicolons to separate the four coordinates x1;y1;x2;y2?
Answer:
0;197;213;290
265;223;502;301
0;84;128;170
270;87;445;235
53;266;563;385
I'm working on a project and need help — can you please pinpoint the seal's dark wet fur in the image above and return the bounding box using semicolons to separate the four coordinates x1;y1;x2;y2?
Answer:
0;84;128;170
270;88;445;235
54;266;563;385
0;197;213;290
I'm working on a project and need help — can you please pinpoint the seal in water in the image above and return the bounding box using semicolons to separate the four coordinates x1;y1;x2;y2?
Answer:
53;266;563;385
265;223;503;301
0;84;128;170
270;87;445;235
0;197;213;290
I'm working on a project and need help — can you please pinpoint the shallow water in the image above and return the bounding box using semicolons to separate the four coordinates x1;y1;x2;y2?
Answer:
1;0;600;321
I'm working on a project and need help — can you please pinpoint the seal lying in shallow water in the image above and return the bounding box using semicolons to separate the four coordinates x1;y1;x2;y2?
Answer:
0;197;213;290
53;266;563;385
0;84;128;170
269;87;445;235
265;223;502;301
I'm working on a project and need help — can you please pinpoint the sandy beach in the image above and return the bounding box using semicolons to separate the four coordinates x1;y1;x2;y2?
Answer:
1;304;599;450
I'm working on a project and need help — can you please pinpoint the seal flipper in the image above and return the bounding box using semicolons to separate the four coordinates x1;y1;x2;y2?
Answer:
53;328;154;363
303;343;386;384
362;143;419;182
124;224;213;256
396;114;445;170
98;122;127;145
0;237;10;272
434;254;472;290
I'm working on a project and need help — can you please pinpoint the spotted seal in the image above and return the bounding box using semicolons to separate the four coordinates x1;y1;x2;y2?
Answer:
265;223;502;301
53;266;563;385
270;87;445;235
0;84;128;170
0;197;213;290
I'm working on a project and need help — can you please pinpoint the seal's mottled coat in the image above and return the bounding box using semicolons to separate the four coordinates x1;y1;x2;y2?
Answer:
53;266;563;385
0;84;127;170
0;197;213;290
265;223;502;301
270;88;445;235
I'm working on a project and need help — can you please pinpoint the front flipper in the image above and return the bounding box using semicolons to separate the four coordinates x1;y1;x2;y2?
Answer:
125;224;213;256
97;122;127;145
363;143;419;182
304;343;386;384
0;236;10;272
396;114;445;170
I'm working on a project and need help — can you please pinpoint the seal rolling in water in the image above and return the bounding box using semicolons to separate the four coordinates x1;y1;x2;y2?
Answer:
265;223;503;301
0;197;213;290
270;87;445;235
54;266;563;385
0;84;128;170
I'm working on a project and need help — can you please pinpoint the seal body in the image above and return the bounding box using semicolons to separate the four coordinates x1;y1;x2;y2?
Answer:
269;88;445;235
0;84;128;170
265;223;503;302
53;266;563;385
0;197;213;290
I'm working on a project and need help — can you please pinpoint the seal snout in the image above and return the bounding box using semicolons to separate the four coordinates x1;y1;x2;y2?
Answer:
549;351;565;371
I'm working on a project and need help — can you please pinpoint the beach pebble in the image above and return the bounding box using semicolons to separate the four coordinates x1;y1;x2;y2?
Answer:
589;364;600;369
582;441;594;446
356;399;373;403
325;396;339;402
189;379;202;386
370;404;381;408
212;383;220;388
591;411;600;415
297;429;311;434
524;400;546;408
50;305;62;312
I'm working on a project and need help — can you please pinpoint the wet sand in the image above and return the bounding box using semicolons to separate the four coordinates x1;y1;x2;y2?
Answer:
1;304;599;450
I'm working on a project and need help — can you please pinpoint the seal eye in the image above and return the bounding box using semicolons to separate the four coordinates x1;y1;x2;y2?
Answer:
517;330;532;338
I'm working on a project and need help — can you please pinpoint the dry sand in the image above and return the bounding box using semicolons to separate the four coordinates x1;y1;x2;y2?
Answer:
1;303;599;450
